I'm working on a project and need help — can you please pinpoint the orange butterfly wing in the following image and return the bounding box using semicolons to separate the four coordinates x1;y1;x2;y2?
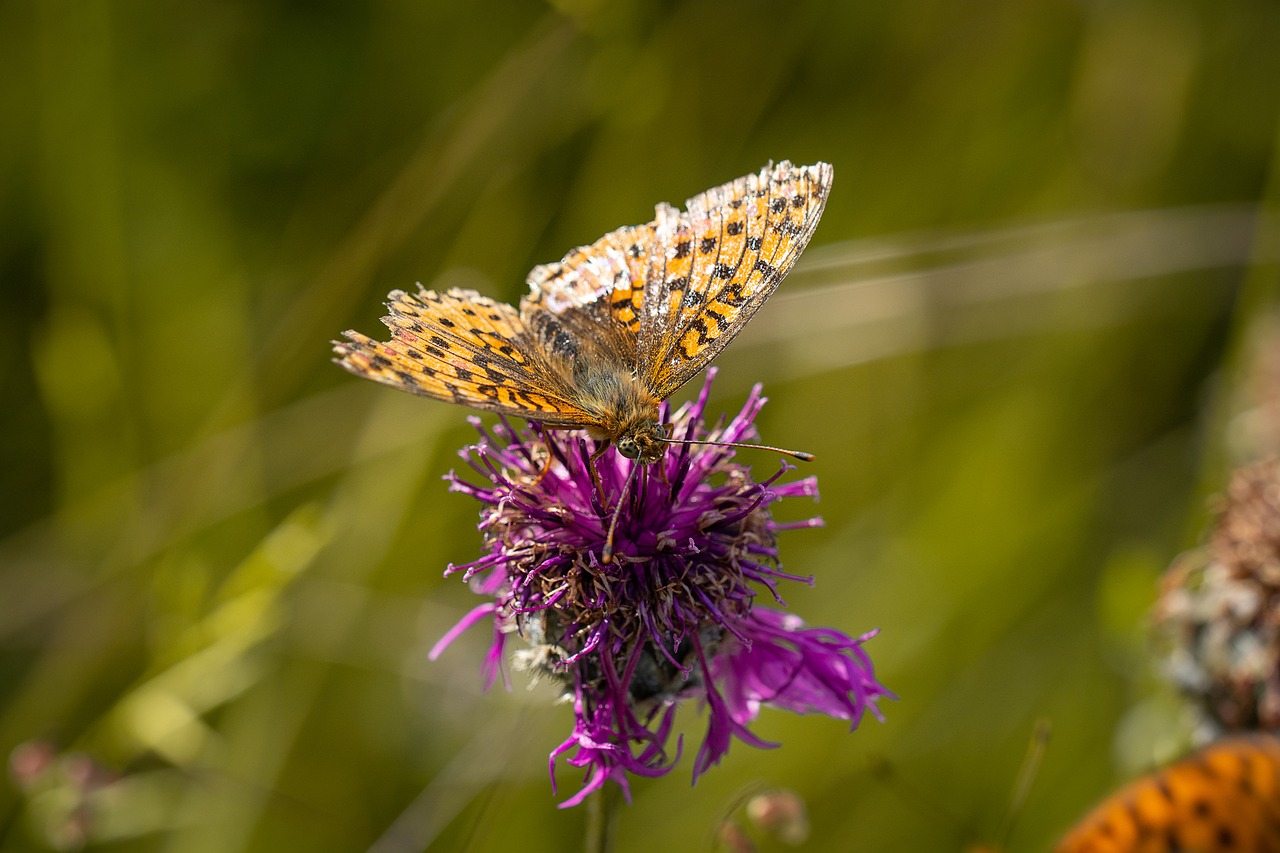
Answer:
1053;735;1280;853
640;160;833;399
521;222;656;370
334;287;597;427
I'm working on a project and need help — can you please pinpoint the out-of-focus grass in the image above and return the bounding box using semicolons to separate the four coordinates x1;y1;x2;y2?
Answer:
2;1;1279;851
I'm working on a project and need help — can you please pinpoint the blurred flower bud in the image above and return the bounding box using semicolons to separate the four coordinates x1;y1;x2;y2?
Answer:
715;820;757;853
746;788;810;846
9;740;56;791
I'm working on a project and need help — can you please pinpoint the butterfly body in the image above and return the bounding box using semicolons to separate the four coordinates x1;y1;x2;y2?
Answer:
568;365;665;462
335;161;832;461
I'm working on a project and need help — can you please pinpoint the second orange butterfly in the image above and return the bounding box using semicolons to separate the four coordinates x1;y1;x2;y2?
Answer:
1052;734;1280;853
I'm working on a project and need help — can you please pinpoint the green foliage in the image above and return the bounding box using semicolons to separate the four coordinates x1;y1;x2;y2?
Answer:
2;0;1279;850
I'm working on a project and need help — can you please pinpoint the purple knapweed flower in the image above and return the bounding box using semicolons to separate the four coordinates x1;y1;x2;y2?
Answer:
430;369;890;806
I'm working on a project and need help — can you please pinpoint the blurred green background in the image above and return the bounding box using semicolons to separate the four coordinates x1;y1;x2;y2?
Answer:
4;1;1280;850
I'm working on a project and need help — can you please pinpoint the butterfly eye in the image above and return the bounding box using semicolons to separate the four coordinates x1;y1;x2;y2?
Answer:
617;437;640;459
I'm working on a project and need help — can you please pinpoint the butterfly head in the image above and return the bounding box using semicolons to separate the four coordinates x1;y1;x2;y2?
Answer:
616;420;667;464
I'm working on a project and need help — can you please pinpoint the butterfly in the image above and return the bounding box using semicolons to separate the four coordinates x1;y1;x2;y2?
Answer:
1050;734;1280;853
885;727;1280;853
333;160;832;463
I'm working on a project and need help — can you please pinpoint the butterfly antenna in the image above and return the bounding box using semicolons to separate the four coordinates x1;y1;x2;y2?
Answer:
601;462;640;565
659;437;814;462
994;719;1052;850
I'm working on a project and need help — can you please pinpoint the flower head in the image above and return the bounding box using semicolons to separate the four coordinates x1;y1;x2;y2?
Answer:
432;369;889;805
1157;457;1280;731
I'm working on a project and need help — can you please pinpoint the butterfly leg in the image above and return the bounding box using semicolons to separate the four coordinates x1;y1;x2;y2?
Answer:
584;458;605;512
582;440;614;508
530;434;556;485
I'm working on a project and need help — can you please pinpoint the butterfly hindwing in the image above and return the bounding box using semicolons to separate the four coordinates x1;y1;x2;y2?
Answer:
521;222;656;374
334;287;596;426
639;161;833;400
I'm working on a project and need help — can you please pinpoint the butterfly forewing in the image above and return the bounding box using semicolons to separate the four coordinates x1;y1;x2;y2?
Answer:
335;287;595;426
639;161;833;400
